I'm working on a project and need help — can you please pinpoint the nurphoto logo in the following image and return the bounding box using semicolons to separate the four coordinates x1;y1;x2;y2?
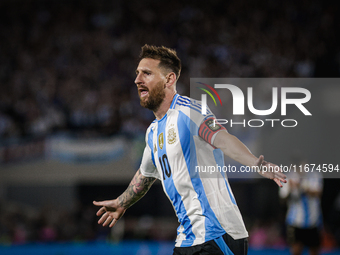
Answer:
198;83;312;128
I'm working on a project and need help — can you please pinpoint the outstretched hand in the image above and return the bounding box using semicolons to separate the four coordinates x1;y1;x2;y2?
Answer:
256;155;287;188
93;199;126;228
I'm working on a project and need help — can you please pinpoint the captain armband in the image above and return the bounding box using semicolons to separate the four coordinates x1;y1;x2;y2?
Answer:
198;118;226;145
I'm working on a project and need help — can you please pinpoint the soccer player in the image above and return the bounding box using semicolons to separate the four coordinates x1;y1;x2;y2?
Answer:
280;156;323;255
93;45;287;255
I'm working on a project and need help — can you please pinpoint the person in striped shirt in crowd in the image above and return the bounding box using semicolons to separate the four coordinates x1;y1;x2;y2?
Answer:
93;44;287;255
280;156;323;255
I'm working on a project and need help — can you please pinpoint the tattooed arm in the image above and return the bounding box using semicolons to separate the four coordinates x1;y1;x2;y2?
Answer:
118;169;156;208
93;169;156;227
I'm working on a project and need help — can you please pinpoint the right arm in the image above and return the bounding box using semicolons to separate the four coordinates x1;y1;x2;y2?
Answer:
93;169;156;227
118;168;156;208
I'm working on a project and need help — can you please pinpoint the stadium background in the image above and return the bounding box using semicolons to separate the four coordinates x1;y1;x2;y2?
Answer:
0;0;340;254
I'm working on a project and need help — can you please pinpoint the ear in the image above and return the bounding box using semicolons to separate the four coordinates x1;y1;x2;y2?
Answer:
165;72;176;88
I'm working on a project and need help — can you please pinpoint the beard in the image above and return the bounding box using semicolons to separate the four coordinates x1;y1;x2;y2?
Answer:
139;81;165;112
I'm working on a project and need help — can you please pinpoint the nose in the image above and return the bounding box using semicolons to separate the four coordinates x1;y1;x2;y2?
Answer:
135;73;143;85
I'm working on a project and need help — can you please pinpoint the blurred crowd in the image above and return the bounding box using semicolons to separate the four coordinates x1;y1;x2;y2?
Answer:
0;0;339;139
0;201;98;243
1;197;339;250
0;200;178;244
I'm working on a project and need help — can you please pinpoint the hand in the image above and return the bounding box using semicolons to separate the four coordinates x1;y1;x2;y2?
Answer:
256;155;287;188
93;199;126;227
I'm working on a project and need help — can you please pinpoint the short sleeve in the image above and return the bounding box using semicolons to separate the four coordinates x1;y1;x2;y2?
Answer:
186;98;227;145
140;144;161;180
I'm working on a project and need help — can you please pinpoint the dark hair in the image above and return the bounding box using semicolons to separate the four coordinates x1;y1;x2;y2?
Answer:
139;44;181;80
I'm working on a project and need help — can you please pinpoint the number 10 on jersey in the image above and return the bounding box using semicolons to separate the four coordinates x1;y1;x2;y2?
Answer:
159;154;171;180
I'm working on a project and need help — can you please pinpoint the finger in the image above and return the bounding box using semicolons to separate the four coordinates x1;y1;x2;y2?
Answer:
98;212;109;224
96;207;106;216
93;201;105;206
276;172;287;182
274;178;283;188
277;177;287;183
275;170;286;177
255;155;264;167
109;218;118;228
279;175;287;182
103;215;113;227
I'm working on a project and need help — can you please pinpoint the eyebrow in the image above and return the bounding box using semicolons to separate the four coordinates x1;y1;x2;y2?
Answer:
135;68;152;74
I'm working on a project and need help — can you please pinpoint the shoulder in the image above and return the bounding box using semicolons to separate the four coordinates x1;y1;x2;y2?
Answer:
173;95;213;116
146;120;156;132
173;95;201;109
145;120;157;140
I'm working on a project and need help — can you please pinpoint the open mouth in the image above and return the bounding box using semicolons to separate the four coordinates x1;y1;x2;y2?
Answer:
139;87;149;98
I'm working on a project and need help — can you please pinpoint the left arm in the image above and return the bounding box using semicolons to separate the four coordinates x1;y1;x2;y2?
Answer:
213;130;258;167
213;130;287;187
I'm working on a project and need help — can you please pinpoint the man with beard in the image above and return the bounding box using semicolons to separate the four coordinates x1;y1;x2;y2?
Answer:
93;45;287;255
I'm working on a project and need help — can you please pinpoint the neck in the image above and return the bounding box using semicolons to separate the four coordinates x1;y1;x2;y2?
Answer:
153;91;176;120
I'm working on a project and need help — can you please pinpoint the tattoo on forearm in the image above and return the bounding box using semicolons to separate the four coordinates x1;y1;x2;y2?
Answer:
118;169;155;208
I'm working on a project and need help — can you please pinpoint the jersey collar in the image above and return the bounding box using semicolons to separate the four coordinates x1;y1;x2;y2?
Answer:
170;94;179;109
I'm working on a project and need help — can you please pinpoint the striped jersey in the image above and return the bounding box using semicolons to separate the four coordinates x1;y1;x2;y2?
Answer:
140;94;248;247
279;171;323;228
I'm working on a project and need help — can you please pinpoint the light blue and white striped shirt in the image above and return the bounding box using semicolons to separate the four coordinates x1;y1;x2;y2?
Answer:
140;94;248;247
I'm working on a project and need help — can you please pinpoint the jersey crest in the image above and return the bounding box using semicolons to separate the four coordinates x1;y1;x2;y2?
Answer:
168;127;177;144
